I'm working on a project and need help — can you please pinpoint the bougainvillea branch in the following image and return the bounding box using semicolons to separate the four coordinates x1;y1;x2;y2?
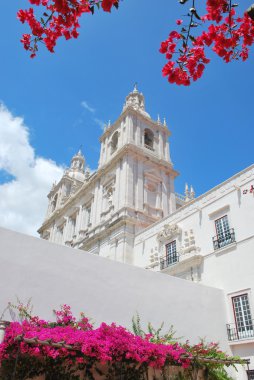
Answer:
160;1;254;85
17;0;119;58
17;1;254;85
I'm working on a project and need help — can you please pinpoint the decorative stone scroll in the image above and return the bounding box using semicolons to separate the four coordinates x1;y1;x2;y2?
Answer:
157;223;181;243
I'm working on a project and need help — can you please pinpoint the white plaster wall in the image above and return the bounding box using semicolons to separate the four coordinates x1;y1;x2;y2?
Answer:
134;169;254;268
0;227;229;351
133;165;254;306
134;165;254;377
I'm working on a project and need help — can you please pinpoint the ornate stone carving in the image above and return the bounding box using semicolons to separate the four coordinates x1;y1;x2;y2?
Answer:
122;85;150;118
179;229;200;255
157;224;181;242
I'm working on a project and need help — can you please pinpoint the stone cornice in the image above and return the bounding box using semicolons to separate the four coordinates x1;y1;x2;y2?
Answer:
100;107;171;142
98;143;178;176
135;163;254;240
161;254;204;276
47;174;73;198
76;213;138;249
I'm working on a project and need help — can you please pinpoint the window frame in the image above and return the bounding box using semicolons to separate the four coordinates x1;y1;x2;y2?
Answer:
215;214;230;238
144;128;154;150
247;370;254;380
231;293;253;339
111;131;119;154
165;240;178;265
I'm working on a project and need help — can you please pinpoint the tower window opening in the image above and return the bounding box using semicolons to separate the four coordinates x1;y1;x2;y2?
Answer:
144;129;154;150
111;131;119;154
51;194;58;212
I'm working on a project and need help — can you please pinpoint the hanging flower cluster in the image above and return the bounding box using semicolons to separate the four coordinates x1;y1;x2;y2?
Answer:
17;0;119;58
160;0;254;85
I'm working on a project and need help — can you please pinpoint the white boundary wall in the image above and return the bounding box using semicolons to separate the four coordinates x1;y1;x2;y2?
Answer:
0;226;228;350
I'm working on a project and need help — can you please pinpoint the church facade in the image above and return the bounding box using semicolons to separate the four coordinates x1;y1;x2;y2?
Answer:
38;85;188;263
38;87;254;376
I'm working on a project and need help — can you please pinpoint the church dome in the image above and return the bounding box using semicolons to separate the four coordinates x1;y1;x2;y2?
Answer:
68;150;86;182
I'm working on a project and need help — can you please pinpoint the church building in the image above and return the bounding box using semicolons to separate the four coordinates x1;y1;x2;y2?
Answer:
38;85;188;263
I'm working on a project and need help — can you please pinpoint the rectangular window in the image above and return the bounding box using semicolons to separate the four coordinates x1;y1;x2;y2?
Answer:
213;215;235;249
232;294;253;339
247;370;254;380
215;215;230;237
165;240;178;265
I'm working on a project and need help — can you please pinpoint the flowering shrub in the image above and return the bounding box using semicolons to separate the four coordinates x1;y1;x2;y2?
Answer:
0;305;243;380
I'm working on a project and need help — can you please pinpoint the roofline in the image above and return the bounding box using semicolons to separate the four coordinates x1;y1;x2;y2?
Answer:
135;163;254;238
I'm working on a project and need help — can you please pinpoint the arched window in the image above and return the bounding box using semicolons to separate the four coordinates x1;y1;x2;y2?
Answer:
144;129;154;150
111;131;119;154
51;194;58;212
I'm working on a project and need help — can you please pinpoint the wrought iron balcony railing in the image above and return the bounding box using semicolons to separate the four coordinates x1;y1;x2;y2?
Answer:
227;320;254;341
160;253;179;270
212;228;235;250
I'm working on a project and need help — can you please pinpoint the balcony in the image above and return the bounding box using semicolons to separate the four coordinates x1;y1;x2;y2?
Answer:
212;228;235;250
160;253;179;270
227;320;254;341
144;144;154;151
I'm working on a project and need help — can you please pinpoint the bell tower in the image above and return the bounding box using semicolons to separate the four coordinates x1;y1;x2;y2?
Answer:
98;84;178;221
38;86;179;265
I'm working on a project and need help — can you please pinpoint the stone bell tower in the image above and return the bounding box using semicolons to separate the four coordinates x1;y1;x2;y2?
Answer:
38;86;179;265
98;84;178;225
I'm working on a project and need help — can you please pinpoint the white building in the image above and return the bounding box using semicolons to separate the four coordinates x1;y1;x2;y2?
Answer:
37;86;254;379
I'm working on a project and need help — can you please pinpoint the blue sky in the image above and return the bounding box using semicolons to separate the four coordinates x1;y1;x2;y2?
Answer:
0;0;253;234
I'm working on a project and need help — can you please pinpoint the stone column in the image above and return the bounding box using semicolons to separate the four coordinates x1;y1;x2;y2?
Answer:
76;206;83;235
159;132;164;159
114;161;121;210
125;155;134;207
136;119;141;147
137;159;144;210
88;194;94;226
65;217;73;242
98;140;104;167
165;141;170;162
105;135;109;163
50;223;57;243
161;172;169;217
156;182;162;210
91;180;100;226
62;218;68;243
169;174;176;213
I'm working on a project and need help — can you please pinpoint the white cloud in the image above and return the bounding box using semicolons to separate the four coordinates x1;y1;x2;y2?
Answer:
94;118;105;131
80;100;106;131
81;100;95;113
0;104;63;237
